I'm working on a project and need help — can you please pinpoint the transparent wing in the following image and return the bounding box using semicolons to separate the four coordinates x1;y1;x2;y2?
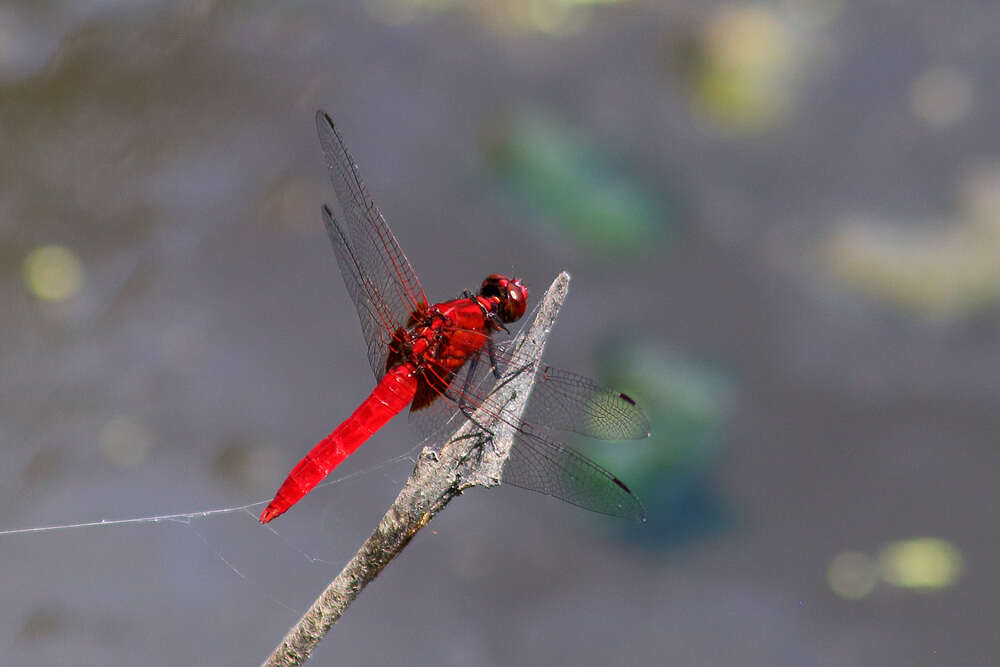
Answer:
410;335;650;439
321;206;410;380
409;335;649;521
502;427;646;521
317;110;428;380
492;343;651;441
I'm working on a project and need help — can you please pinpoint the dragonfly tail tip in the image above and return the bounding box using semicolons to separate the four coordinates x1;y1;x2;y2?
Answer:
259;505;282;524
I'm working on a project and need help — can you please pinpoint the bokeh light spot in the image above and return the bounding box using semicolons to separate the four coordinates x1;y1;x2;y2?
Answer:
690;4;798;132
824;207;1000;319
362;0;626;35
22;244;84;302
99;416;154;468
213;436;276;493
911;66;973;128
959;163;1000;231
879;538;963;590
24;449;62;485
20;607;67;641
827;550;879;600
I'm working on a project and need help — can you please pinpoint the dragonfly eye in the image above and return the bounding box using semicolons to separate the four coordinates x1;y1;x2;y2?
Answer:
503;278;527;323
481;274;528;324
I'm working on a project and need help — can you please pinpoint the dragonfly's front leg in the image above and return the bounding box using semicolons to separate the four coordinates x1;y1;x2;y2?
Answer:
451;351;501;468
457;353;491;430
459;350;525;455
486;339;503;379
487;340;537;390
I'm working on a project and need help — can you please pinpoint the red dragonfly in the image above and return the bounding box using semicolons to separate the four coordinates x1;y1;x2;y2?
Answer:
259;111;649;524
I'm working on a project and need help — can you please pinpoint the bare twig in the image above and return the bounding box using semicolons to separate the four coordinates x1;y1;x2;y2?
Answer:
261;272;571;667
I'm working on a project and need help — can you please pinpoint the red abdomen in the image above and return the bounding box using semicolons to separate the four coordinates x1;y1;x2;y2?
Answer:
259;364;418;523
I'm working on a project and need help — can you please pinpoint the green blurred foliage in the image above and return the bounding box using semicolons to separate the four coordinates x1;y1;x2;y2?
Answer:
583;337;733;545
669;2;838;134
485;109;670;257
824;164;1000;319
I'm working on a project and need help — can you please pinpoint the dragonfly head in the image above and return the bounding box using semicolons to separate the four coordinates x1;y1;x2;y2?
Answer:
480;274;528;324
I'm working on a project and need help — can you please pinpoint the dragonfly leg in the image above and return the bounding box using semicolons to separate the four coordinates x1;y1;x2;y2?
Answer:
459;406;495;440
486;339;502;379
457;353;496;438
454;430;492;468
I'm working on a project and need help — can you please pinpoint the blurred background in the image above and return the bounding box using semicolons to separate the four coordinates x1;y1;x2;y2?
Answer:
1;1;997;664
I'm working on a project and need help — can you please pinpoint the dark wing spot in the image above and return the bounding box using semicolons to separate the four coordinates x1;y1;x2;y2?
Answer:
612;477;633;494
618;392;637;406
